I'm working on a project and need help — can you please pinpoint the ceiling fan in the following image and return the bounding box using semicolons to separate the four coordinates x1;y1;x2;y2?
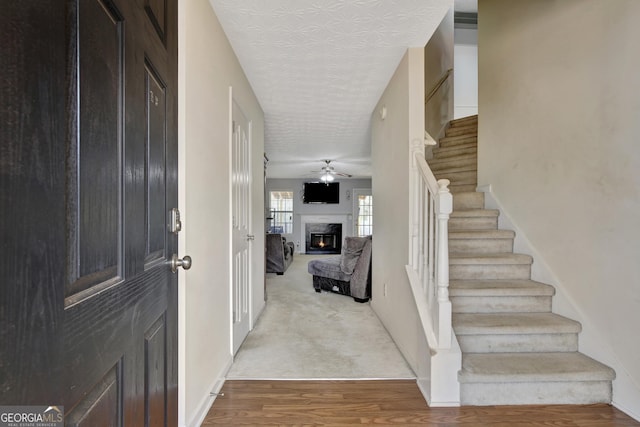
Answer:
312;160;352;182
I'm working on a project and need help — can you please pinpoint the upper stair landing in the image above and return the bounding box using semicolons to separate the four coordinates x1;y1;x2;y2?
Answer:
429;115;478;194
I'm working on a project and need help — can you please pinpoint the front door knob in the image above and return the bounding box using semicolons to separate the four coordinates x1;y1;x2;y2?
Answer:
171;254;192;273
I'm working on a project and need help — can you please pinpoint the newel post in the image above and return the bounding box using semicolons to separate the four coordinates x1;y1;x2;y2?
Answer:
435;178;452;348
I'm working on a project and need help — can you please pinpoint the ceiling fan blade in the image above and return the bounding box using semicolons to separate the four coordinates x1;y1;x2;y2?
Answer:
309;160;353;178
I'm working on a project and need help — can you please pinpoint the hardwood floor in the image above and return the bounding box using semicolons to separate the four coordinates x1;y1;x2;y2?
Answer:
202;380;639;426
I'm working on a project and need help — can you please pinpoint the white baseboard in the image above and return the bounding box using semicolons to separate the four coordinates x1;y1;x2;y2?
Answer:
613;398;640;423
416;378;432;406
185;356;233;427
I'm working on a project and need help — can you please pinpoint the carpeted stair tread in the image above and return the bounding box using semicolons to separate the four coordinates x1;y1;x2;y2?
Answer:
450;209;500;218
450;209;499;218
449;115;478;128
446;121;477;130
449;230;515;254
449;209;497;230
449;253;533;265
453;312;581;335
459;352;616;383
449;279;555;297
434;135;478;151
449;184;477;193
429;141;478;162
429;155;477;170
431;165;477;175
445;124;478;137
449;229;515;240
434;170;477;185
433;172;478;183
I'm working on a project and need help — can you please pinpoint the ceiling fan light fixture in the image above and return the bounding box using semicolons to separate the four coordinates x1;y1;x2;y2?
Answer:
320;173;334;182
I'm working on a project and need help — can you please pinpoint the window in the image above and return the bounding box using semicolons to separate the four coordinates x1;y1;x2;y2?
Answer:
269;191;293;234
356;193;373;237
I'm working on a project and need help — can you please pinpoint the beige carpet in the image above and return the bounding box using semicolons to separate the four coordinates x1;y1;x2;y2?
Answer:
226;254;415;379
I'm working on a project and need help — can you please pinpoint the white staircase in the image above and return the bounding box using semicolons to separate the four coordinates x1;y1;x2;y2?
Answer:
429;115;616;406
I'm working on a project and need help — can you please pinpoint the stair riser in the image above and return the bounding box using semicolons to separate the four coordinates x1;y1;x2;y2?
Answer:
445;125;478;138
450;184;477;194
429;156;477;171
431;166;477;176
450;238;514;254
434;170;478;181
432;145;477;158
453;193;484;210
439;137;477;148
457;333;578;353
460;381;612;406
449;120;478;129
447;180;478;189
451;295;552;313
440;170;476;181
450;264;531;280
449;217;498;230
449;116;477;127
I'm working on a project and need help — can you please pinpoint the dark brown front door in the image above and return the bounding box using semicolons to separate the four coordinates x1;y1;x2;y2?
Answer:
1;0;179;425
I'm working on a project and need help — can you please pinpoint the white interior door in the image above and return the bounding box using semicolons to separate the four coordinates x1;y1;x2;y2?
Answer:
232;99;252;354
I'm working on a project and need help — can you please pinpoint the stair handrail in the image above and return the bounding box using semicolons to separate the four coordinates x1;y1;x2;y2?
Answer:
407;138;453;349
425;68;453;104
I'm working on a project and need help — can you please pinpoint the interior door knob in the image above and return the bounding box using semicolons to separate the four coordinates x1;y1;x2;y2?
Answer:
246;234;255;241
171;254;192;273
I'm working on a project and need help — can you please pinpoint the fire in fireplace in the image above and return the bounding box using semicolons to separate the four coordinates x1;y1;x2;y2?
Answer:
310;233;337;250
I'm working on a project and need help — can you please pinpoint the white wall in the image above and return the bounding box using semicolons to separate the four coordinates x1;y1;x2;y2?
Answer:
266;178;371;251
478;0;640;419
178;0;265;425
425;8;454;140
453;28;477;119
370;48;425;374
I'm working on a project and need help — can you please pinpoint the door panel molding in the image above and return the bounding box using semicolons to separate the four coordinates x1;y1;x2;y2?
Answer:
65;0;126;300
66;360;123;427
144;60;168;268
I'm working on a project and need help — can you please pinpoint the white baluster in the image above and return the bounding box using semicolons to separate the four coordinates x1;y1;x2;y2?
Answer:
435;178;452;347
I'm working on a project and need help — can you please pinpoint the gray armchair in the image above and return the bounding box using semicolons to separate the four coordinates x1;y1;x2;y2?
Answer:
307;236;372;303
266;233;294;274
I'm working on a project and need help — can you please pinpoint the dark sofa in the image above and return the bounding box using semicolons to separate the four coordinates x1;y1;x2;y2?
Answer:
266;233;294;274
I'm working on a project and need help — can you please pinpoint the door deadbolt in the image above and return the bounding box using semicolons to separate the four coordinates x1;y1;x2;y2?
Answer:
169;208;182;234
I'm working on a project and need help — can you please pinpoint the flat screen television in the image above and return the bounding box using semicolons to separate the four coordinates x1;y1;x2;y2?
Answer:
303;182;339;204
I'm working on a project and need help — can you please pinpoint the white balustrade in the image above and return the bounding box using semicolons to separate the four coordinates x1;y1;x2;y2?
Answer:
407;135;452;349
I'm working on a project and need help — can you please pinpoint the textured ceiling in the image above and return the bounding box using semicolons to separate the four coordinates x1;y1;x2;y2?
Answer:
210;0;454;179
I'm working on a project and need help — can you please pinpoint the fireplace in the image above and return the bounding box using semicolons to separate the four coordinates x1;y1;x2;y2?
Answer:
305;223;342;254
